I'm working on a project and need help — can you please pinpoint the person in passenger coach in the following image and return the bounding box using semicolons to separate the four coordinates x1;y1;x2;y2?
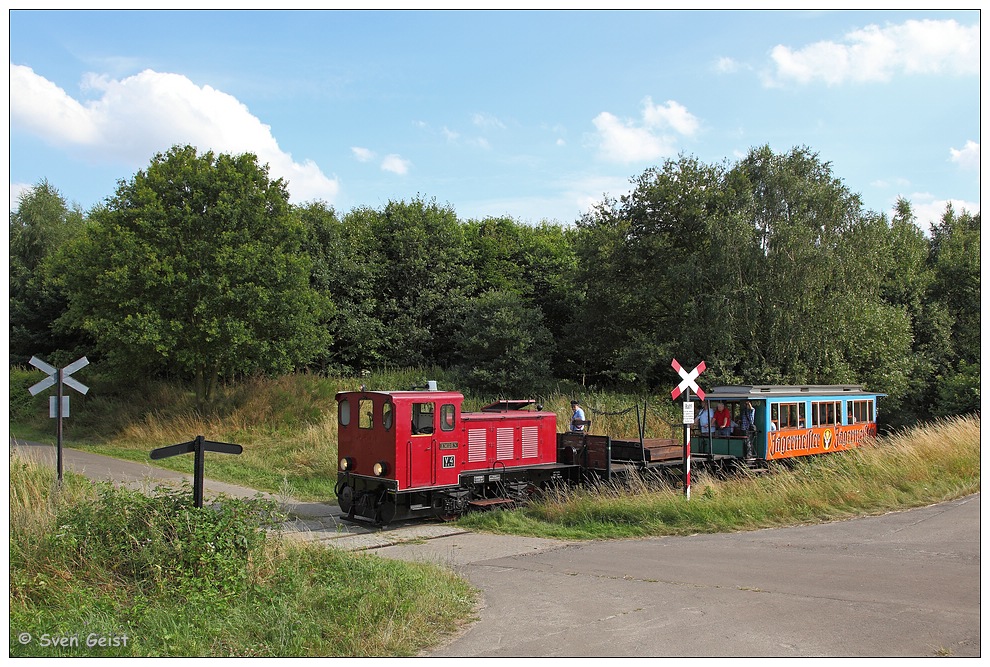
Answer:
695;403;715;435
741;400;756;432
714;402;732;437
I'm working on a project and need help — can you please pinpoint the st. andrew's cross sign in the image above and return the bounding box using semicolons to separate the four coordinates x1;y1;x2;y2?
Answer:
670;358;706;401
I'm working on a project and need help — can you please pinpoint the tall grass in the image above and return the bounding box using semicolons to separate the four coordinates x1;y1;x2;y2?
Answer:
459;414;981;539
8;452;477;657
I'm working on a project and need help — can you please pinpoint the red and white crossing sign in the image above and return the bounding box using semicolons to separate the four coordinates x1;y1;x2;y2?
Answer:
670;358;706;401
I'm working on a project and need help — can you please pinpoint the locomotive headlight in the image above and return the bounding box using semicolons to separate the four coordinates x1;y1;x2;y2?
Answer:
339;457;354;471
373;461;389;477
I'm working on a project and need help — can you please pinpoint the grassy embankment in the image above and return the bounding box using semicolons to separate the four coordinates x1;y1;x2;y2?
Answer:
460;414;981;539
8;453;477;657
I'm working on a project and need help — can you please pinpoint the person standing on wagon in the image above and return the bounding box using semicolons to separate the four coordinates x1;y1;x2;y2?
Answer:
570;400;587;432
714;402;732;437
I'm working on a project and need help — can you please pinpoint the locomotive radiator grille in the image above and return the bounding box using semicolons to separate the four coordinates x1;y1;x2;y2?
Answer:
497;428;514;460
521;426;538;458
468;428;487;462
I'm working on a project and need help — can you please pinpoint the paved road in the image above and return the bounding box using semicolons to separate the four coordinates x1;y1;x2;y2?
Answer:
12;438;981;657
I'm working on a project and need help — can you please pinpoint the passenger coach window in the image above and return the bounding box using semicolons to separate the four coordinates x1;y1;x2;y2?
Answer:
441;404;456;431
359;399;374;429
849;399;874;424
339;399;351;427
774;402;806;429
412;402;435;435
811;400;840;426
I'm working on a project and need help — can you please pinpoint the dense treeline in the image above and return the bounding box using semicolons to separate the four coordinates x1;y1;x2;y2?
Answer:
9;144;980;426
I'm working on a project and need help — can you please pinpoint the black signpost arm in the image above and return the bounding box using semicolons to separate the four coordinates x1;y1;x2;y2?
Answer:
150;435;243;508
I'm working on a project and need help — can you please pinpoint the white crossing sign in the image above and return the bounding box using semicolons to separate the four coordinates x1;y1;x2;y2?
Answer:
29;356;89;396
670;358;706;401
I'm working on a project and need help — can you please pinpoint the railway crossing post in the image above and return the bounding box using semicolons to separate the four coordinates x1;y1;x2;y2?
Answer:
27;356;90;484
670;359;706;499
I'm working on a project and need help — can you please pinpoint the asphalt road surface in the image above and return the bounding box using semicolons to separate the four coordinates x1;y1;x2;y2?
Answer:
11;438;981;657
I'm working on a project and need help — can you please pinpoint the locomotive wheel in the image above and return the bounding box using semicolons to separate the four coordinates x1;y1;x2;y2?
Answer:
376;500;396;525
338;484;354;517
437;509;460;522
432;493;463;522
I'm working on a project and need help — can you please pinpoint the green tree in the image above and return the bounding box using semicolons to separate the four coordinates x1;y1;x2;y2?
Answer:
570;146;915;407
452;289;554;396
58;145;330;402
369;198;475;368
927;205;980;416
9;180;87;364
296;201;383;373
463;217;579;375
570;154;744;387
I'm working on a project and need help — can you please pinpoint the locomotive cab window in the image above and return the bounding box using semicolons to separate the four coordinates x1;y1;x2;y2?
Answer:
382;402;394;431
339;399;351;427
359;399;374;429
440;403;456;432
412;402;435;435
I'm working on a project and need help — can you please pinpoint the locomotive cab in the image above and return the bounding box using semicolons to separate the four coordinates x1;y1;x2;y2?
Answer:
335;387;466;523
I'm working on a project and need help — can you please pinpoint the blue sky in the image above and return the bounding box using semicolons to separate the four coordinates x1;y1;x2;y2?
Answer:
8;9;982;230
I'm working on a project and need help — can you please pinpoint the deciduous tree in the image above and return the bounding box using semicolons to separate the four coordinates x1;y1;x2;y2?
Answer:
59;145;330;402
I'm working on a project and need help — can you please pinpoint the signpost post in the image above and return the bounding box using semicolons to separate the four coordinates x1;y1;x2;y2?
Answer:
670;358;706;500
28;356;89;483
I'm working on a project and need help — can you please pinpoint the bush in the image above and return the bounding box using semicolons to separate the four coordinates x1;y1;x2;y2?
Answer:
44;484;283;601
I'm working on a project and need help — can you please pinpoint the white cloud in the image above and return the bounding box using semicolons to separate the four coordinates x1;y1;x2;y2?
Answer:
715;56;739;74
766;18;978;86
352;146;375;162
381;154;410;175
593;96;699;163
890;192;980;230
949;140;980;171
472;112;505;130
9;64;339;203
642;97;699;137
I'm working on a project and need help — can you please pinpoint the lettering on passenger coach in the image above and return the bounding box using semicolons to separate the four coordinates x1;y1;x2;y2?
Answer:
767;424;872;458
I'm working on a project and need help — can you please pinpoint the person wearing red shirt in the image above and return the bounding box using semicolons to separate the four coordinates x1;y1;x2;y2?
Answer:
714;402;732;437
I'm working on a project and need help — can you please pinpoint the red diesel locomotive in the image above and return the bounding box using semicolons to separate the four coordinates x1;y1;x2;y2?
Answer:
335;385;582;523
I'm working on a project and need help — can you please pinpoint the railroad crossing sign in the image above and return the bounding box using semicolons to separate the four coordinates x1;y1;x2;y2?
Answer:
28;356;89;397
150;435;243;508
670;358;706;401
27;356;90;483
